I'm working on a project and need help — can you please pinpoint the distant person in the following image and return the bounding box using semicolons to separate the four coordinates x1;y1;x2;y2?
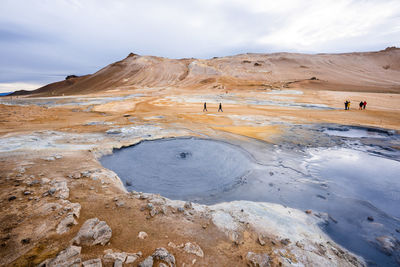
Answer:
218;103;223;112
359;101;363;110
344;100;348;110
363;101;367;109
203;102;207;112
348;100;351;110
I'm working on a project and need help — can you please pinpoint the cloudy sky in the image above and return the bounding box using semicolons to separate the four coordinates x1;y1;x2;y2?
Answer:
0;0;399;92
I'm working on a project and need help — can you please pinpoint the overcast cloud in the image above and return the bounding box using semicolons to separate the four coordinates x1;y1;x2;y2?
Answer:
0;0;399;92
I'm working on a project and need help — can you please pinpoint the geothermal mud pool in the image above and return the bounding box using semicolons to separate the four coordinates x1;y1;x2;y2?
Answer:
101;127;400;266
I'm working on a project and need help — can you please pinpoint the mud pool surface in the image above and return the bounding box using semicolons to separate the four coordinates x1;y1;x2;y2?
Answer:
101;126;400;266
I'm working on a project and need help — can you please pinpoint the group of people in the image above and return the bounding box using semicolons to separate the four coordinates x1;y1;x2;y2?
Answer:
203;102;223;112
359;100;367;110
344;100;367;110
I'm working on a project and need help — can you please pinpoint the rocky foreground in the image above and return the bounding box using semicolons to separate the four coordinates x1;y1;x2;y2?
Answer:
0;124;366;267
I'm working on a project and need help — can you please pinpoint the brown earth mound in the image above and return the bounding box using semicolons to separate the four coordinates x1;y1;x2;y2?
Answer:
14;47;400;96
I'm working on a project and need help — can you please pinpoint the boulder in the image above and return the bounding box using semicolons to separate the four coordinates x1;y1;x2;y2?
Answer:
72;218;112;246
246;252;270;267
41;245;81;267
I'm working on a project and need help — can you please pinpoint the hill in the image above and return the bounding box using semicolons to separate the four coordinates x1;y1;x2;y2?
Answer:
15;47;400;96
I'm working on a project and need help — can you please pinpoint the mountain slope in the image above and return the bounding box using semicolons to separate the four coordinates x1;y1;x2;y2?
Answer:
18;47;400;96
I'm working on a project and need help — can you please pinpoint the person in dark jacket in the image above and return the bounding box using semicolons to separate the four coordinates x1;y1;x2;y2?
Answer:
203;102;207;112
218;103;223;112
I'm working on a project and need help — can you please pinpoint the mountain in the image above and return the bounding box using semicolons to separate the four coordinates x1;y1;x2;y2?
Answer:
13;47;400;96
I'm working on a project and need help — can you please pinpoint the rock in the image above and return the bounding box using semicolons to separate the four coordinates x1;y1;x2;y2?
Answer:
23;191;31;195
103;250;127;264
63;201;81;218
57;213;78;234
246;252;270;267
177;207;184;213
8;196;16;201
146;203;154;210
125;253;140;264
50;180;69;199
68;172;81;179
258;235;266;246
367;216;374;222
184;202;192;209
138;256;153;267
44;245;82;267
150;209;157;217
82;258;102;267
280;238;290;246
115;200;125;207
305;209;312;214
44;156;56;161
152;247;175;267
72;218;112;246
183;242;204;257
159;263;168;267
21;238;31;244
138;231;148;239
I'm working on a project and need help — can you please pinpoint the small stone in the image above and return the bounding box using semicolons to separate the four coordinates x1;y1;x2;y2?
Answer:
184;202;192;209
367;216;374;222
8;196;16;201
258;235;266;246
23;191;31;195
82;258;102;267
280;238;290;246
150;209;157;217
305;209;312;214
125;253;140;264
177;207;184;213
246;252;270;267
183;242;204;257
146;203;154;210
115;201;125;207
138;256;153;267
396;229;400;233
21;238;31;244
138;231;148;240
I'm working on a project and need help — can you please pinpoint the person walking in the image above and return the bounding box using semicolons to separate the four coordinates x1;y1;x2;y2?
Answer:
359;101;363;110
363;101;367;109
344;100;348;110
203;102;207;112
348;100;351;110
218;102;223;112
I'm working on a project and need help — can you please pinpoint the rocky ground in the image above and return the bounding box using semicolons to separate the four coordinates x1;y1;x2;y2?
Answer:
1;84;399;266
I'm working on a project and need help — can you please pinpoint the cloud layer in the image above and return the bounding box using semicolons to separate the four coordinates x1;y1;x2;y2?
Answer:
0;0;399;92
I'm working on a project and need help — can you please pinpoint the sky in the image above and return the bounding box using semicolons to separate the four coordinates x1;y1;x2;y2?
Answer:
0;0;399;93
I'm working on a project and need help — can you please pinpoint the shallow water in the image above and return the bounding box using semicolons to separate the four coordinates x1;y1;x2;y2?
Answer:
101;133;400;266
